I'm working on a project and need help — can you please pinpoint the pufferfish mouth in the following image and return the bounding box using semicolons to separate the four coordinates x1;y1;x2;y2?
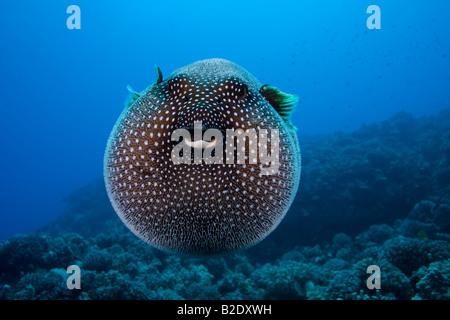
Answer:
185;138;216;149
182;123;225;149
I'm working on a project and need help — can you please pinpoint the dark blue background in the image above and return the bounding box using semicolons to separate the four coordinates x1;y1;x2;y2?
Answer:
0;0;449;240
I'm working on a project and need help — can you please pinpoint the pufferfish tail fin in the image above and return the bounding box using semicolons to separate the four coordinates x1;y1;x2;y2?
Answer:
260;84;299;131
124;65;164;108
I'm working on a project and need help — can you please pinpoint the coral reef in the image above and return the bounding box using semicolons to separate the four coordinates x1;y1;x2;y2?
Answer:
272;109;450;250
1;110;449;300
412;259;450;300
1;224;447;299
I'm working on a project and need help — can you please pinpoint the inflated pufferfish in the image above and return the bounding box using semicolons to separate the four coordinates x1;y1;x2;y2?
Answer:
104;58;301;256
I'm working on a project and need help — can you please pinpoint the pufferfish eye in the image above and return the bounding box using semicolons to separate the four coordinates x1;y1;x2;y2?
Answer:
238;84;248;100
167;76;190;99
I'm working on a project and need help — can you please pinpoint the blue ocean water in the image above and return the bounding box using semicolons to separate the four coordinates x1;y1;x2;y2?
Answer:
0;1;448;241
0;0;448;240
0;1;449;300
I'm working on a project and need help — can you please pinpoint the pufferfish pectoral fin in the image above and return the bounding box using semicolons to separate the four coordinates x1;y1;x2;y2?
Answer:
124;85;141;108
124;65;164;108
260;84;299;131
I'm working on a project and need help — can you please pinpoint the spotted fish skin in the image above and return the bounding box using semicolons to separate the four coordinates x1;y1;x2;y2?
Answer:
104;58;301;256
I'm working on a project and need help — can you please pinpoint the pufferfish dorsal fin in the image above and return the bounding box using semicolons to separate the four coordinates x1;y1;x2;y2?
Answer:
260;84;299;131
124;65;164;108
155;64;163;84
